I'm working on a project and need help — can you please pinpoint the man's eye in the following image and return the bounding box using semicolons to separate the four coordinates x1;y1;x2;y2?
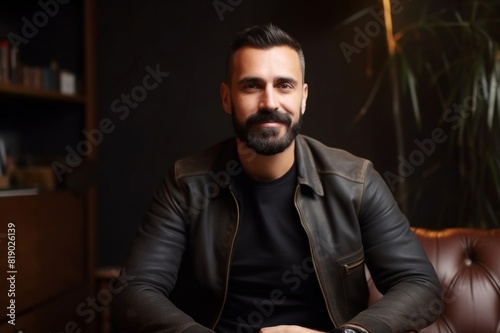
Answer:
279;83;293;90
243;83;259;90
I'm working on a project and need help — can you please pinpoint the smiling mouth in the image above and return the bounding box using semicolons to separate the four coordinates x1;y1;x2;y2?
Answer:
253;121;284;128
261;121;282;124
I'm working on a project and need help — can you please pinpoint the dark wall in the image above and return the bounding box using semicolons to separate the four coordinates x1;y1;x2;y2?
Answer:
96;0;400;266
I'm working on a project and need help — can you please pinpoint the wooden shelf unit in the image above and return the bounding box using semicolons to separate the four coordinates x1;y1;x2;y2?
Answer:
0;0;96;332
0;82;87;104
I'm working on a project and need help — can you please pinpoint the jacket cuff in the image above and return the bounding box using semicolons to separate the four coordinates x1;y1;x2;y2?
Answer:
347;317;391;333
329;323;370;333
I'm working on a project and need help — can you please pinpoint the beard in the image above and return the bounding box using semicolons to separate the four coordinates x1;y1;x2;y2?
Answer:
232;107;303;156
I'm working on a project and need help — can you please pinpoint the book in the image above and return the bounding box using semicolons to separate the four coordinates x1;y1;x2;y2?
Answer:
9;46;20;85
60;69;76;95
41;61;59;92
0;40;10;84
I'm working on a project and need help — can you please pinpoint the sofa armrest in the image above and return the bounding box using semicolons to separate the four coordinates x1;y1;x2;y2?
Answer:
367;227;500;333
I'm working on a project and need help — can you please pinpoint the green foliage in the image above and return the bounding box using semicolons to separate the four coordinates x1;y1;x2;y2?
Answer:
349;0;500;228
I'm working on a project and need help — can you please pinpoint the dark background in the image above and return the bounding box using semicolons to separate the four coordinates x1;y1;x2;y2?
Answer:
95;0;414;267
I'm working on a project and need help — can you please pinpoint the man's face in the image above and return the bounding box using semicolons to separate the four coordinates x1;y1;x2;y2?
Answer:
221;46;308;155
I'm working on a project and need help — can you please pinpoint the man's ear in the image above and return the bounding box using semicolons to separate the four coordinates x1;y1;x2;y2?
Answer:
220;82;231;115
301;83;308;115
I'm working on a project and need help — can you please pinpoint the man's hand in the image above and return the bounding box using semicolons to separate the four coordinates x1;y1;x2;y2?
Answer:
260;325;324;333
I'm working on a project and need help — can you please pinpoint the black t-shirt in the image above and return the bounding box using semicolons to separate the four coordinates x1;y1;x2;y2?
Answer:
215;163;332;333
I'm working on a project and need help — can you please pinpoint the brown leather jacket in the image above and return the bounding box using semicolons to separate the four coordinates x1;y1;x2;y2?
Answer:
112;135;442;333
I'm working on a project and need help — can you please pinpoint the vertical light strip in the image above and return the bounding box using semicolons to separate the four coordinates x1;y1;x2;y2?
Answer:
382;0;396;56
382;0;406;208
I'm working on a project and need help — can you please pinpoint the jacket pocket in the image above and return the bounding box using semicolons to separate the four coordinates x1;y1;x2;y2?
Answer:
338;248;365;274
337;248;368;315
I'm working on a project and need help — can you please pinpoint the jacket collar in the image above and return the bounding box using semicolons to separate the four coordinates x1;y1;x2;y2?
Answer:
218;135;324;197
295;135;324;197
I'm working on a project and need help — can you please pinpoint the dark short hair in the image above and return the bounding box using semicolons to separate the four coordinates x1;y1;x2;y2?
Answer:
225;24;305;83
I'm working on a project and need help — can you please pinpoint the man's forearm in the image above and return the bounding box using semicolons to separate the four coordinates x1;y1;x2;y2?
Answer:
112;285;214;333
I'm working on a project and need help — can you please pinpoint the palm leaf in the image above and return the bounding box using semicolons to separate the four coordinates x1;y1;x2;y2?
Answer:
348;0;500;228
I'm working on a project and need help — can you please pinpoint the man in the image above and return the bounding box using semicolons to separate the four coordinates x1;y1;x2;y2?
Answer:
112;24;442;333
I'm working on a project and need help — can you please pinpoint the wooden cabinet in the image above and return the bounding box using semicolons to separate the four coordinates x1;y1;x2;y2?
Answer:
0;1;96;332
0;191;95;332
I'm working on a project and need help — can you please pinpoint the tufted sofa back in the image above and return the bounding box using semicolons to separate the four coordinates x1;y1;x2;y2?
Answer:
366;228;500;333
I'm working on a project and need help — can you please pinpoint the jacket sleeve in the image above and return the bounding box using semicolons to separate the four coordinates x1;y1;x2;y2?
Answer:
110;166;215;333
347;163;443;333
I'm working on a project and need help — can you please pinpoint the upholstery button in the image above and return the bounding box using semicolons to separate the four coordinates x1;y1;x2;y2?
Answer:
464;258;472;266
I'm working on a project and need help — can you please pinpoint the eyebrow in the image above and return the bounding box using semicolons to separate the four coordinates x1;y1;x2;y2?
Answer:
238;77;263;86
238;76;299;86
275;76;298;86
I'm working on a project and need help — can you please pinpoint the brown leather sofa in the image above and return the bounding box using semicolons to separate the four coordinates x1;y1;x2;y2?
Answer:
367;228;500;333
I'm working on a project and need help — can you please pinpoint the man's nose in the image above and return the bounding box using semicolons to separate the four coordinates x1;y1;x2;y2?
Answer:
259;86;278;110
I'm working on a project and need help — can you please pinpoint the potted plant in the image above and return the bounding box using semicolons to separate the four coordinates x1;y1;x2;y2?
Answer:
339;0;500;228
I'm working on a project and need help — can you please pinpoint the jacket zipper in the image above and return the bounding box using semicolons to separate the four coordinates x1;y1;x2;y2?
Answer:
211;188;240;329
343;256;365;274
294;185;338;328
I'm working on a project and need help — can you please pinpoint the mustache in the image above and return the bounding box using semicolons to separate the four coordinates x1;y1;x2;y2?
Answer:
245;109;292;127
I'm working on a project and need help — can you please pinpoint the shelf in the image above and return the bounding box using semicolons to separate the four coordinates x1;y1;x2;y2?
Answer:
0;83;86;104
0;187;39;198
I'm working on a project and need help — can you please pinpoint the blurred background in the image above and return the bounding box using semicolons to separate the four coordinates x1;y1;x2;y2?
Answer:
0;0;499;331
